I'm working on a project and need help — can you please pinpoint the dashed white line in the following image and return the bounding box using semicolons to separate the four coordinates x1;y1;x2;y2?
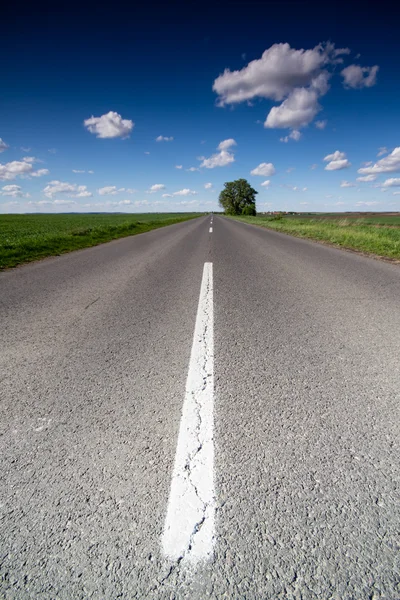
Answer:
162;262;215;565
209;227;213;233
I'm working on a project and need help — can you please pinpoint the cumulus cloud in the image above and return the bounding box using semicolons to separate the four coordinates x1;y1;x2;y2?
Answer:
98;186;120;195
72;170;85;173
148;184;165;193
356;174;377;182
324;150;351;171
43;180;92;198
0;160;34;180
315;120;327;129
217;138;237;151
382;178;400;187
187;167;200;172
163;188;197;197
340;181;356;187
357;148;400;175
199;139;237;169
31;169;49;177
280;129;301;143
341;64;379;89
84;111;134;139
175;165;183;169
0;139;9;153
250;162;276;176
213;42;359;130
1;184;29;198
261;180;270;187
156;135;174;142
204;182;213;189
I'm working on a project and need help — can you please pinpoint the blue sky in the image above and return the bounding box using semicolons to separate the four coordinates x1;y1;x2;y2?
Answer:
1;0;400;213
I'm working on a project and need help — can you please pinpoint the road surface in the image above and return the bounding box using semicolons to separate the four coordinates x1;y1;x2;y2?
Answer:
1;215;399;599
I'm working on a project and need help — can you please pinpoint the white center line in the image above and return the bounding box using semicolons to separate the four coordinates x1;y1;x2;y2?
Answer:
162;262;215;565
209;227;213;233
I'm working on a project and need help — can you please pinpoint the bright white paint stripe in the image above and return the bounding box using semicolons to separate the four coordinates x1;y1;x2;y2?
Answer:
162;262;215;564
209;227;213;233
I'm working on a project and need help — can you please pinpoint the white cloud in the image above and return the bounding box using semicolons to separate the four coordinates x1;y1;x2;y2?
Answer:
22;156;37;163
163;188;197;197
261;180;270;187
341;64;379;89
310;163;318;170
126;188;136;194
175;165;183;169
53;199;77;205
377;147;389;157
393;191;400;196
43;180;92;198
0;160;33;180
280;129;301;142
31;169;49;177
84;111;134;139
302;187;308;192
0;139;9;153
355;201;379;206
315;120;327;129
340;180;356;187
156;135;174;142
148;184;165;193
1;184;29;198
324;150;351;170
217;138;237;151
187;167;200;172
356;174;377;182
204;182;213;189
72;170;85;173
21;147;31;153
88;170;94;174
357;148;400;175
144;151;150;155
199;139;237;169
382;178;400;187
48;148;57;154
250;162;276;176
98;186;119;195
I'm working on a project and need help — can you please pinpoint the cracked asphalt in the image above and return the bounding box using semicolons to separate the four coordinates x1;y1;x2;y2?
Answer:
1;215;399;599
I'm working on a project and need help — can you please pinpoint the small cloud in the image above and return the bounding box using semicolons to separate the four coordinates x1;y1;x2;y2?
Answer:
1;184;29;198
84;111;134;139
302;187;308;191
315;120;327;129
355;201;379;206
43;180;92;198
324;150;351;170
144;151;150;155
382;178;400;187
156;135;174;142
261;180;270;188
341;64;379;89
20;147;31;153
357;147;400;175
204;183;213;189
88;170;94;174
175;165;183;169
250;162;276;176
356;174;377;182
377;147;389;157
187;167;200;172
0;139;9;153
72;170;85;173
98;186;119;195
48;148;57;154
280;129;301;143
31;168;49;178
200;139;237;169
340;180;356;187
310;164;318;170
148;184;165;193
286;167;295;173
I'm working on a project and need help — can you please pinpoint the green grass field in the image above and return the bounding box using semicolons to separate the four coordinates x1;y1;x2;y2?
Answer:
230;213;400;260
0;213;202;269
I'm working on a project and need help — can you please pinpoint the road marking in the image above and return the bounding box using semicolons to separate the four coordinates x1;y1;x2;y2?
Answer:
209;227;213;233
162;262;215;565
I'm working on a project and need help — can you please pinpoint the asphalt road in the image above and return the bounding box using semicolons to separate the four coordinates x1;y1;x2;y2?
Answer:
1;215;399;599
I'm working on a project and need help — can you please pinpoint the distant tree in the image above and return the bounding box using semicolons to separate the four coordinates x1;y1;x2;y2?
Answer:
219;179;257;216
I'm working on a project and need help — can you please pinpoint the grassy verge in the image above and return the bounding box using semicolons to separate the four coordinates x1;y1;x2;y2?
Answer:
228;215;400;261
0;213;202;269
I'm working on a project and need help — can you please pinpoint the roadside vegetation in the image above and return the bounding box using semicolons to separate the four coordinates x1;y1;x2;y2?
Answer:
0;213;202;269
229;214;400;260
